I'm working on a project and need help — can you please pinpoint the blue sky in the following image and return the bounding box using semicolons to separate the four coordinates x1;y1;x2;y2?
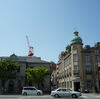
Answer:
0;0;100;63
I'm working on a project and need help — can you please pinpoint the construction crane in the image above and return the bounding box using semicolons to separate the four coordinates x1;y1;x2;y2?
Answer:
26;35;34;56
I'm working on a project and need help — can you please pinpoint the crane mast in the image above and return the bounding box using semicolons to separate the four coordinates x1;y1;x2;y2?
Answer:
26;35;34;56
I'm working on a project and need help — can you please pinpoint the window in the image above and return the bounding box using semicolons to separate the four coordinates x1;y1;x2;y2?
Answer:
62;89;67;91
74;65;78;73
69;68;72;76
73;54;78;62
67;82;69;88
67;69;69;77
31;88;36;90
96;56;100;62
73;45;77;50
69;57;71;64
62;82;65;87
24;87;36;90
70;81;72;88
85;55;90;62
86;66;92;74
57;89;62;91
96;56;100;67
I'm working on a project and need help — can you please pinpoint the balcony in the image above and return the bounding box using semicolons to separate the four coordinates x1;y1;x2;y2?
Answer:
73;70;79;74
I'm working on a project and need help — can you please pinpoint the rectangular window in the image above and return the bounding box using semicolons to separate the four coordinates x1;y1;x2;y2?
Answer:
69;68;72;76
67;82;69;88
70;81;72;88
85;55;90;62
65;59;67;67
96;56;100;62
74;65;78;73
67;69;69;77
86;66;92;74
73;54;78;62
96;56;100;67
62;89;67;91
73;45;77;50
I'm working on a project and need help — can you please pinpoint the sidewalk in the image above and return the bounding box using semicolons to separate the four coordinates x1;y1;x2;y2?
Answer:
82;93;100;95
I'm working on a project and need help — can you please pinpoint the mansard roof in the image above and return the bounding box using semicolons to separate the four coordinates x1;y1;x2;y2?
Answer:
0;54;50;63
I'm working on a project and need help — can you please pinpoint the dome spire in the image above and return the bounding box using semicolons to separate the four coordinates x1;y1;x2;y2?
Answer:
74;31;78;36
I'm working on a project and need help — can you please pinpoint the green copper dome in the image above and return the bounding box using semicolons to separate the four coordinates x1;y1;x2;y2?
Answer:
71;31;82;42
71;31;83;45
71;35;82;41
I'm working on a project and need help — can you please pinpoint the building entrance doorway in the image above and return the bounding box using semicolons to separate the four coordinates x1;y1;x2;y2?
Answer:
74;82;80;91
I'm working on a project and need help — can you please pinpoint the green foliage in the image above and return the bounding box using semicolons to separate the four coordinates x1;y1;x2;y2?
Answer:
0;58;19;79
26;66;50;84
85;45;90;49
66;45;71;52
60;51;65;58
58;45;71;60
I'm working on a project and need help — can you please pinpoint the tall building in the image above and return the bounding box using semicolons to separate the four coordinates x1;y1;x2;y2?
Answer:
56;31;100;92
0;54;52;94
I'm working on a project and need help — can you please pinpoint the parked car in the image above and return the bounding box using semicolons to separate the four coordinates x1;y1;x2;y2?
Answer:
22;87;43;96
51;88;82;98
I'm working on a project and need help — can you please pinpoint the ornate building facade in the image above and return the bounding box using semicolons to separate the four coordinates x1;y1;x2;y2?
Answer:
0;54;52;94
56;31;100;92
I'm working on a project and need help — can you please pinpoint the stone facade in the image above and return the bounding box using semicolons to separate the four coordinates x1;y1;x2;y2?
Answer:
56;31;100;92
0;54;52;94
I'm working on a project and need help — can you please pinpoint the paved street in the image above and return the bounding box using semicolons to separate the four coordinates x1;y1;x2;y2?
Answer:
0;94;100;99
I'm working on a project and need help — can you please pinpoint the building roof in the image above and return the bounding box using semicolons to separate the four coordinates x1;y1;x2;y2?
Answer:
0;54;50;64
71;31;82;42
71;31;82;45
17;56;49;63
71;35;82;41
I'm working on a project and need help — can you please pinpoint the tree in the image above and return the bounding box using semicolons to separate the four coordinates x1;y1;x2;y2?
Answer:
0;58;19;79
66;45;71;52
0;58;19;93
26;67;50;88
59;51;68;60
58;51;65;59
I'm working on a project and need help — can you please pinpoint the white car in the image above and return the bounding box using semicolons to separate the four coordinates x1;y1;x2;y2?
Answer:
51;88;82;98
22;87;43;96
